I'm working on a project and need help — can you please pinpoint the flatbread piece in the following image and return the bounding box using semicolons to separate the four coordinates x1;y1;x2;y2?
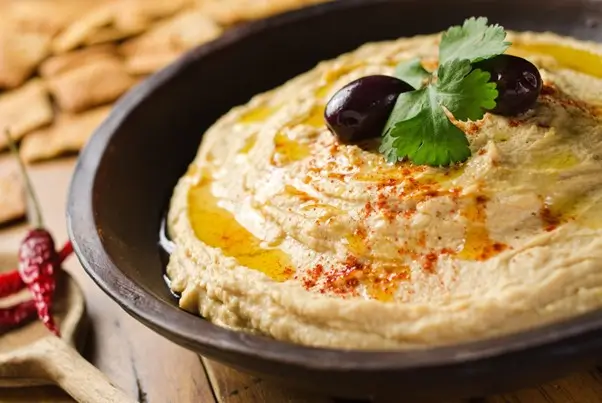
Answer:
43;47;137;112
0;157;25;225
0;26;51;89
195;0;331;26
0;79;54;150
20;106;112;163
121;9;223;75
52;0;193;54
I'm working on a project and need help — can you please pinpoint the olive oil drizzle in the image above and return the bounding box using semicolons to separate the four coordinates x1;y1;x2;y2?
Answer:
188;178;295;282
509;43;602;79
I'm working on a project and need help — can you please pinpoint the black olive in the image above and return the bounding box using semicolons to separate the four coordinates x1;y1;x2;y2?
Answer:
474;54;543;116
324;75;414;143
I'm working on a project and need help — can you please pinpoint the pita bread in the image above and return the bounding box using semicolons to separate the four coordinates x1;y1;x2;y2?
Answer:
0;79;54;150
39;44;117;78
195;0;330;26
20;106;112;163
115;0;195;33
0;26;51;89
50;3;118;55
0;0;103;88
83;27;132;47
44;48;137;113
0;156;25;225
52;0;193;54
123;53;181;76
121;9;223;75
3;0;102;37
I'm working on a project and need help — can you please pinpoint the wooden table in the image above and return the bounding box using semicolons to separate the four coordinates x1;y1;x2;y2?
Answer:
1;158;602;403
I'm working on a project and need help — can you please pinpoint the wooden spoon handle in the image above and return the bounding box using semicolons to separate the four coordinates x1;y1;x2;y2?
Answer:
37;337;137;403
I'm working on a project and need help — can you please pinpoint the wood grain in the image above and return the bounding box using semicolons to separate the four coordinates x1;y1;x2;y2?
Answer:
1;157;602;402
202;358;331;403
0;386;74;402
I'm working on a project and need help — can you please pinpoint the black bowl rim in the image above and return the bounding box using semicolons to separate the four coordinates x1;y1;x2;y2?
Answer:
67;0;602;371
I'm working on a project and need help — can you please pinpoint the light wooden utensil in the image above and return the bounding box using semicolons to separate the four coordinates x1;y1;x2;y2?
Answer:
0;227;137;403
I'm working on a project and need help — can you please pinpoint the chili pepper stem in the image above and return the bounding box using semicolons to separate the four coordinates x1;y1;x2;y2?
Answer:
4;129;44;229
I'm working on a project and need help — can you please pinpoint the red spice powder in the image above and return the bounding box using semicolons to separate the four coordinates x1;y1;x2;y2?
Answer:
492;243;506;252
403;208;417;219
475;242;508;261
299;255;364;296
543;91;595;116
540;84;557;96
422;252;438;274
363;201;373;217
354;226;367;239
540;204;561;232
283;267;295;278
327;172;345;180
464;122;482;135
475;195;489;205
301;264;324;289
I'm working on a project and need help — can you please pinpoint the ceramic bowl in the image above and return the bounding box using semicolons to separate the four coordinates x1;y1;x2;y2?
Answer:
67;1;602;400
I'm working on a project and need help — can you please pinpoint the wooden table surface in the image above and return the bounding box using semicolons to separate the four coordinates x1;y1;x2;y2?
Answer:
1;158;602;403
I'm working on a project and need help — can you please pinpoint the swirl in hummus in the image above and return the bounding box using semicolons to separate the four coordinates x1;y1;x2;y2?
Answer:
167;31;602;349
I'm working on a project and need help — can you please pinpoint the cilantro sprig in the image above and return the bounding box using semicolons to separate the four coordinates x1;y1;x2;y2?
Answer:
380;17;511;166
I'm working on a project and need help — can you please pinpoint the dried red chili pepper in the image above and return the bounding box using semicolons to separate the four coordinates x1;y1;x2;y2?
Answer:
0;241;72;331
0;270;24;298
18;228;61;336
0;299;36;330
0;242;72;299
58;241;73;263
4;130;71;337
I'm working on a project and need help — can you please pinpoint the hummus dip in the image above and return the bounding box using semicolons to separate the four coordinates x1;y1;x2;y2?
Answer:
167;31;602;349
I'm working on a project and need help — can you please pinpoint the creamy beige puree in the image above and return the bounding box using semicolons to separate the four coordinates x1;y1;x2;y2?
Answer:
167;31;602;349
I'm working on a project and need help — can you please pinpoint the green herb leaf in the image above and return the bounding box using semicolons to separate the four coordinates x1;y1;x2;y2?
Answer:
380;100;471;166
439;17;511;64
437;59;498;120
394;57;431;89
380;59;498;166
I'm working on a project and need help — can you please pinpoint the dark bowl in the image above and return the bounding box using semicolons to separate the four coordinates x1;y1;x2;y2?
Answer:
67;0;602;400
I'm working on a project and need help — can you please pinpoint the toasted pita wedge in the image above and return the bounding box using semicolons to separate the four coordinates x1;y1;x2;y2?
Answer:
121;9;223;75
83;27;131;47
123;52;181;76
44;48;136;113
195;0;330;26
0;26;51;89
0;0;99;88
3;0;103;37
0;157;25;225
115;0;195;33
20;106;112;163
52;0;193;54
39;44;117;78
51;3;117;54
0;79;54;150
